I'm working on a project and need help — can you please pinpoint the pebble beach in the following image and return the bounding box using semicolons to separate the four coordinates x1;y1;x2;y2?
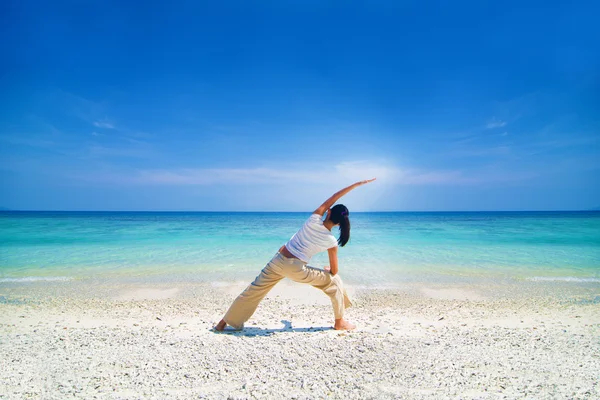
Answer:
1;280;598;399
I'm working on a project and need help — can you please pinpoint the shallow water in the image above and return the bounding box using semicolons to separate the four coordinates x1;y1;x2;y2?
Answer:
1;211;599;285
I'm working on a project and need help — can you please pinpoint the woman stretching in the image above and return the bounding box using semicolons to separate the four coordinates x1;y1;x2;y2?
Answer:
214;178;376;331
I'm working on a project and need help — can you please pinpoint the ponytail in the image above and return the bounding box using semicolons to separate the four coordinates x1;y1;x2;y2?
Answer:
329;204;351;247
338;214;350;247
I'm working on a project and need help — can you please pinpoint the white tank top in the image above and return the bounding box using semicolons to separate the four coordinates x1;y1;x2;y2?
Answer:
284;214;338;262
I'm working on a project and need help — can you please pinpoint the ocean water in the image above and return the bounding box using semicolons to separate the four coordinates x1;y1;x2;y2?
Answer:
0;211;599;285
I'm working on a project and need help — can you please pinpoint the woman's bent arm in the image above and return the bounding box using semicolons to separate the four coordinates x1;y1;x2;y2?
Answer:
313;178;376;216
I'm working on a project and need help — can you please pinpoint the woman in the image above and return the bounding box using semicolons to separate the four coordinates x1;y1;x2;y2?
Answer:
214;178;376;331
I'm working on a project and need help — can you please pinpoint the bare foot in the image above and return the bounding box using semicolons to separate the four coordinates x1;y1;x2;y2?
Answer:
334;318;356;330
214;319;226;331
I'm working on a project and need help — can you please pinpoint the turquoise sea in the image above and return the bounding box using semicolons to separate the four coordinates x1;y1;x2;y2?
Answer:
1;211;599;286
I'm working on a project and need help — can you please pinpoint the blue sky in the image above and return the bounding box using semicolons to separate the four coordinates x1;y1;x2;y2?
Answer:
1;0;598;211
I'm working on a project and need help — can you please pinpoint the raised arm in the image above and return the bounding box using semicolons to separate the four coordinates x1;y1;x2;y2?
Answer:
313;178;376;216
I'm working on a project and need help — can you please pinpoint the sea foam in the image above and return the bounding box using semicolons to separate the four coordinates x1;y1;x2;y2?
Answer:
0;276;73;283
527;276;600;283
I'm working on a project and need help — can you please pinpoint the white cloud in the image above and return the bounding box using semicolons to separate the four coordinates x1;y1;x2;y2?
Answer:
93;120;115;129
62;159;542;212
486;118;507;129
123;161;473;186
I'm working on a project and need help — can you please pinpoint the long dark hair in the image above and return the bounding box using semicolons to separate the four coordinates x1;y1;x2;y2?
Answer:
329;204;350;247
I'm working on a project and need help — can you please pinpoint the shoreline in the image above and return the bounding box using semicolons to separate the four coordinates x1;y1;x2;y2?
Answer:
1;276;599;301
2;261;598;289
1;281;599;399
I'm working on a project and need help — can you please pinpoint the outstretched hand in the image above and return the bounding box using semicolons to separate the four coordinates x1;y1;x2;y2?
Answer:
357;178;376;185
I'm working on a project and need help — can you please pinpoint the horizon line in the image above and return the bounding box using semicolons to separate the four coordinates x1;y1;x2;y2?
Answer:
1;209;598;213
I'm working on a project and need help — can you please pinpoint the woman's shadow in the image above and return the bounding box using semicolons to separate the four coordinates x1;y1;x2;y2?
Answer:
213;320;332;337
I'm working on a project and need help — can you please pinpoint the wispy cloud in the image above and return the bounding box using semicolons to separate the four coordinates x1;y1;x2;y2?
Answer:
486;118;507;129
93;120;115;129
525;135;599;156
87;144;150;158
0;134;56;149
53;90;106;124
73;161;485;187
449;145;512;158
52;90;151;138
489;91;539;125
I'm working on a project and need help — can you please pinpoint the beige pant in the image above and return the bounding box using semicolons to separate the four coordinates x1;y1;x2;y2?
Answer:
223;252;352;329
